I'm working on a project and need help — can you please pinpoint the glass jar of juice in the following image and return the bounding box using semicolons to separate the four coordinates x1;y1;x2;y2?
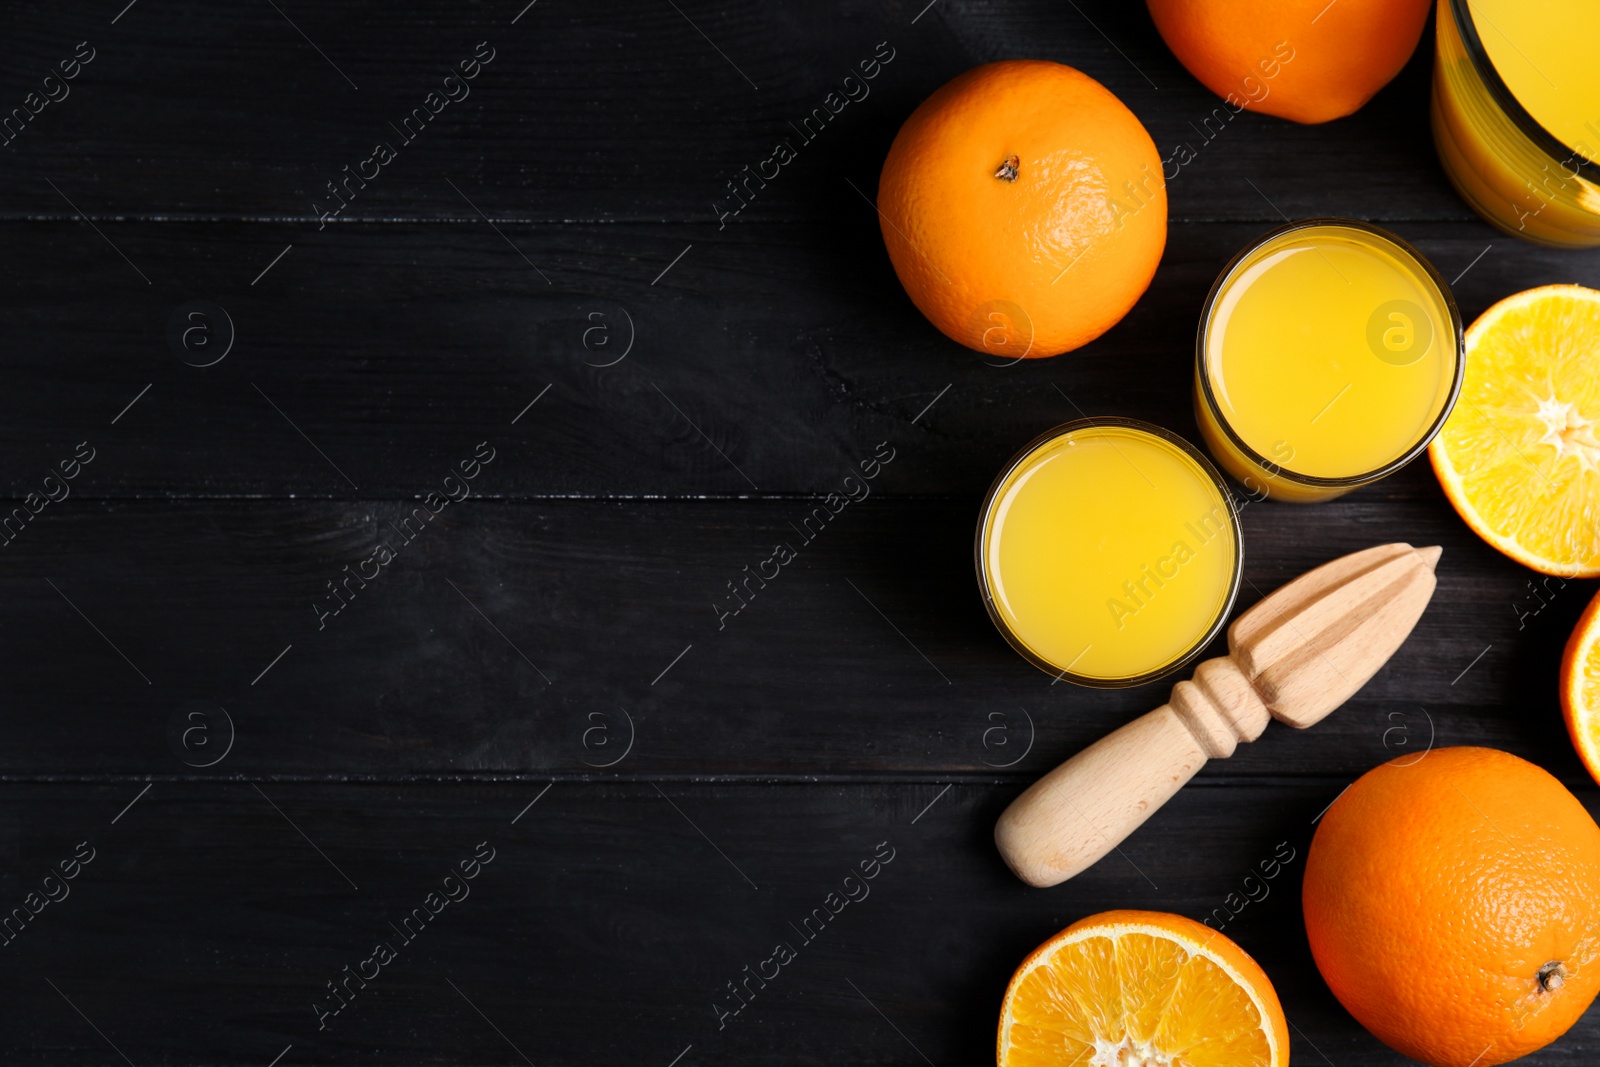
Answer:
1194;219;1463;502
1432;0;1600;246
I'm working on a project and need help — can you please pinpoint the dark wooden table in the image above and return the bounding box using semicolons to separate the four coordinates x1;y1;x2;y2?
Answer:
3;1;1599;1063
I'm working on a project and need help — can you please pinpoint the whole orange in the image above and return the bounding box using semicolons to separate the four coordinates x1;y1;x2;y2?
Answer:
1145;0;1431;124
876;60;1165;359
1303;747;1600;1066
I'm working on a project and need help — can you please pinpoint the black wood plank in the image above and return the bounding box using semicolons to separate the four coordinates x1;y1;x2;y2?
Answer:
1;494;1592;782
4;778;1599;1065
2;219;1595;499
2;0;1473;224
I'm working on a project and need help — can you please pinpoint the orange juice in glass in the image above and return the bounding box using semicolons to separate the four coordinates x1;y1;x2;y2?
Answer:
977;418;1241;687
1195;220;1463;502
1432;0;1600;246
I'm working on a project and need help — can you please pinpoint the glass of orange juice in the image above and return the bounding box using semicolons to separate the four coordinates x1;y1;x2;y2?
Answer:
976;418;1242;688
1432;0;1600;246
1194;219;1464;502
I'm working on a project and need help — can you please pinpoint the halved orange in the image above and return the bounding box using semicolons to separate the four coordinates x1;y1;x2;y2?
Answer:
1430;284;1600;577
1562;590;1600;786
996;909;1288;1067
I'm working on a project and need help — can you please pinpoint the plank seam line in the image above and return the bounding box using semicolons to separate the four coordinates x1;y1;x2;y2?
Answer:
0;773;1423;787
0;214;1486;226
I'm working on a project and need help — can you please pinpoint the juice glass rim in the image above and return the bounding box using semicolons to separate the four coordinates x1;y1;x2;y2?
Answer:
1195;217;1466;491
973;416;1244;690
1445;0;1600;185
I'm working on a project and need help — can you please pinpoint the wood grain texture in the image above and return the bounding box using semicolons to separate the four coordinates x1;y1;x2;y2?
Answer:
0;496;1591;784
0;220;1595;499
0;0;1478;224
4;779;1599;1066
3;0;1600;1062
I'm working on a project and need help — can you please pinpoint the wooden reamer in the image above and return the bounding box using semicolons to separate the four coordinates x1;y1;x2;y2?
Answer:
994;542;1441;887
